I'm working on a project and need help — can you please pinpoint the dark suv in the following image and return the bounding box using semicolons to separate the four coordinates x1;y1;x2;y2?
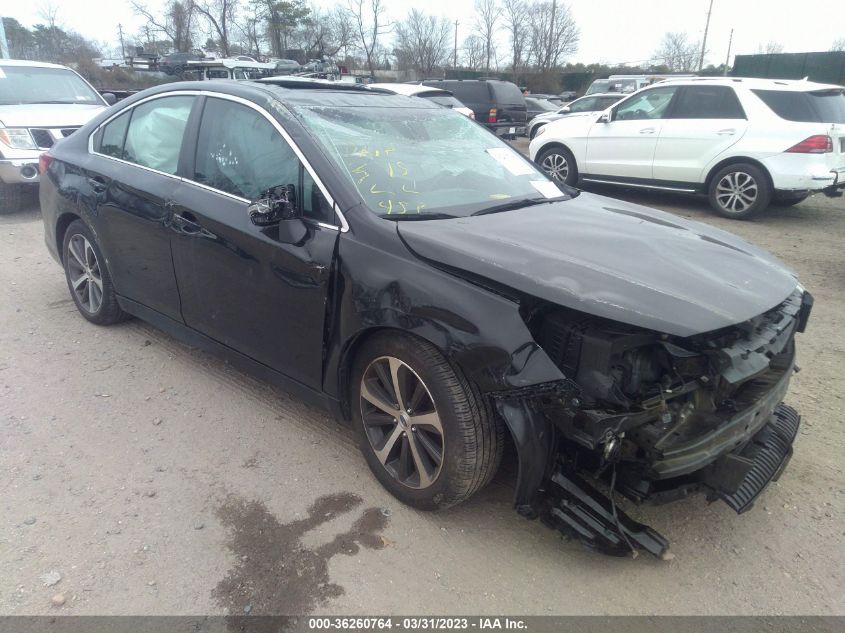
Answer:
159;52;204;75
420;79;527;138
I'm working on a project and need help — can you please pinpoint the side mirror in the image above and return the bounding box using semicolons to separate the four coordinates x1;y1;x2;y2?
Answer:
102;92;117;106
598;112;610;123
248;184;299;226
561;106;571;114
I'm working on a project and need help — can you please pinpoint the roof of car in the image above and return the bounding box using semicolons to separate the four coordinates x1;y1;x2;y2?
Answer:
368;82;453;97
0;58;72;70
128;79;437;110
655;77;843;92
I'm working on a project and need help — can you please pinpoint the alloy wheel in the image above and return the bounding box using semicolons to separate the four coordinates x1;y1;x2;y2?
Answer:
66;234;103;314
359;356;444;489
716;171;758;214
541;152;569;182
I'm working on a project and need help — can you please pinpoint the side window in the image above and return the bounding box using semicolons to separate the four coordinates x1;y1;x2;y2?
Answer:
568;97;596;113
669;86;746;119
613;87;678;121
123;95;194;175
193;97;299;200
301;169;334;224
95;110;131;159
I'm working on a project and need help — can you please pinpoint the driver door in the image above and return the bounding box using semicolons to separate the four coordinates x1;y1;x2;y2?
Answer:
169;96;339;389
584;86;679;180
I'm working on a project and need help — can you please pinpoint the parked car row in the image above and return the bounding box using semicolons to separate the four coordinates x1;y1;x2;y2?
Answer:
36;75;815;558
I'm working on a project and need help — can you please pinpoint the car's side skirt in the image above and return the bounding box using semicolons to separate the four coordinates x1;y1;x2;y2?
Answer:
579;173;702;194
117;295;341;418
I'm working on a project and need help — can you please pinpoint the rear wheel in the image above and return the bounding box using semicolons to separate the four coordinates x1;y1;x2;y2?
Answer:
708;163;772;220
62;220;129;325
536;146;578;186
351;333;503;511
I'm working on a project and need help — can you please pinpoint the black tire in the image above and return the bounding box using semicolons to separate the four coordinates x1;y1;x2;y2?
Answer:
62;219;129;325
536;145;578;186
772;192;810;207
707;163;772;220
351;332;503;511
0;181;23;215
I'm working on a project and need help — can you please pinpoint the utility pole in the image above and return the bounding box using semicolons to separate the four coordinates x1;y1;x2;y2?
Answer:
118;23;126;60
453;20;459;69
698;0;714;72
724;28;734;76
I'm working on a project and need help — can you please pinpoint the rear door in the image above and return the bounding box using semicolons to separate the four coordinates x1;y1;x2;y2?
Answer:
88;94;196;322
491;81;527;128
652;85;748;184
584;85;679;180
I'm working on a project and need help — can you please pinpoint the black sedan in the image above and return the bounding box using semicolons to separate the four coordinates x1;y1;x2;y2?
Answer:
39;79;811;557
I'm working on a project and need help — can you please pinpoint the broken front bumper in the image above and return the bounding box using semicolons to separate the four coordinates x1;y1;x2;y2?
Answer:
539;402;801;558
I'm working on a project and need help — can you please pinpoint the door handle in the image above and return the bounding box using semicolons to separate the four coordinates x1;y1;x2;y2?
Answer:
87;176;108;193
717;128;737;135
639;127;656;134
173;210;201;235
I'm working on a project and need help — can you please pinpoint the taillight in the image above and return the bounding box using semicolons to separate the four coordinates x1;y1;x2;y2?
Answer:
785;135;833;154
488;108;497;124
39;152;54;175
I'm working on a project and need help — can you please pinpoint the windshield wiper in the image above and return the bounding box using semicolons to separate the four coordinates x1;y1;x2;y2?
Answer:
471;197;557;216
382;212;459;221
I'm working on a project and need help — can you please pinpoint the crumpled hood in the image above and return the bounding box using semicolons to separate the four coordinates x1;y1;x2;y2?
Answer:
397;193;799;337
0;104;105;128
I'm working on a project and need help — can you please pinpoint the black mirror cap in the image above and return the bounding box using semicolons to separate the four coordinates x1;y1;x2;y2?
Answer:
102;92;117;106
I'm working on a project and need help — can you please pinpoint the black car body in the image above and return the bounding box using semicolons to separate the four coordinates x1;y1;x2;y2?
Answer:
39;80;811;558
420;79;527;137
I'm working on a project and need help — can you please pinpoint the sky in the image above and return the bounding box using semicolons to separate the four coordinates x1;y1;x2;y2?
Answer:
1;0;843;67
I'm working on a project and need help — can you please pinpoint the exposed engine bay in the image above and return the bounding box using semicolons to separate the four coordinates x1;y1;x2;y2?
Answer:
497;287;812;558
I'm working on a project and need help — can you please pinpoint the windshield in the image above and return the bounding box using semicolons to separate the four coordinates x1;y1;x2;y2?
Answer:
0;65;102;105
297;105;567;218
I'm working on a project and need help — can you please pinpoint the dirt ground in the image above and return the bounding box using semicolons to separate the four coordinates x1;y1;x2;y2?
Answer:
1;153;843;616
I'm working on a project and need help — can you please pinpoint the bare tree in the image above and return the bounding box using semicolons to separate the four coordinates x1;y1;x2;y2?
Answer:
653;32;699;72
36;0;61;29
294;5;355;59
502;0;529;81
194;0;239;57
474;0;501;73
757;41;784;54
349;0;391;76
462;34;485;70
527;0;579;71
394;9;451;75
132;0;197;52
832;37;845;52
235;4;262;57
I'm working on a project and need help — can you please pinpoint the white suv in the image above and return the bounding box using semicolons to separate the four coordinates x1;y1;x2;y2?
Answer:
529;78;845;219
0;59;109;213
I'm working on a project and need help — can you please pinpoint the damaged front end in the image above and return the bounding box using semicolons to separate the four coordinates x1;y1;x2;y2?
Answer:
493;287;813;558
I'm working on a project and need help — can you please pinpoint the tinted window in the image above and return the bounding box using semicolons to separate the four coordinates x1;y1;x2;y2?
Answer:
194;97;299;199
568;97;598;113
613;87;678;121
597;96;623;109
96;110;131;159
489;81;525;104
439;81;491;103
670;86;745;119
752;89;845;123
123;95;194;175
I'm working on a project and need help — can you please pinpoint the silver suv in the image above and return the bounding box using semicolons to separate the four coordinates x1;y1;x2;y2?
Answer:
0;59;108;213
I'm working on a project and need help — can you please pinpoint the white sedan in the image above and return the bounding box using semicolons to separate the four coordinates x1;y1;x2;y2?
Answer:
369;83;475;119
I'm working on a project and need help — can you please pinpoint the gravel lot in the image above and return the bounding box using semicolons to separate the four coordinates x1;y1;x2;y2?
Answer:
1;146;843;616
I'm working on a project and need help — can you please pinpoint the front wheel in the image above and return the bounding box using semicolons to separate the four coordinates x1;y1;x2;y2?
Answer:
708;163;772;220
536;146;578;186
351;333;503;511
